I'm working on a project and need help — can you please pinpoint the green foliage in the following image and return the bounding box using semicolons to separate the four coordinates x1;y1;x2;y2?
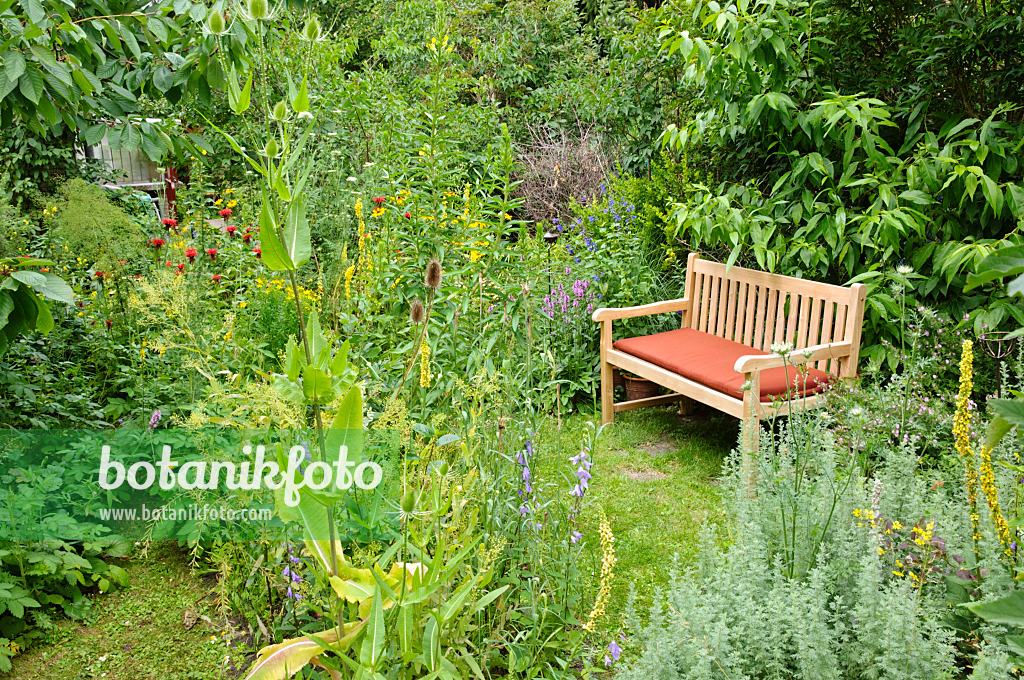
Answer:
657;0;1024;369
0;253;73;355
52;179;150;268
0;0;250;159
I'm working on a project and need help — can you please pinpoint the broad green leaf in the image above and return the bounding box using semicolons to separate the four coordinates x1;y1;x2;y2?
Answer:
301;365;332;403
271;374;304;405
990;398;1024;429
359;587;385;668
283;196;311;268
10;270;45;287
965;591;1024;627
284;336;302;381
0;292;15;327
985;414;1014;451
330;566;376;603
19;67;43;104
423;614;440;672
242;623;363;680
326;384;363;463
153;64;173;93
5;50;25;82
30;290;53;333
305;310;328;367
258;199;294;271
17;0;44;24
965;245;1024;291
34;272;74;304
293;76;309;113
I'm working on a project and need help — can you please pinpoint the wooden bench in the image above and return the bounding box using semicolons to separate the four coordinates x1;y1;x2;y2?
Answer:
592;253;866;452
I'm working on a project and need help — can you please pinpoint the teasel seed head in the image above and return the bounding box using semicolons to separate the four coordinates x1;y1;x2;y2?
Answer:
410;299;425;324
425;258;442;290
246;0;270;20
207;9;226;34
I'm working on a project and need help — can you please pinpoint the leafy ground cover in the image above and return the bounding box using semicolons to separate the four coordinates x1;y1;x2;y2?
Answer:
8;542;250;679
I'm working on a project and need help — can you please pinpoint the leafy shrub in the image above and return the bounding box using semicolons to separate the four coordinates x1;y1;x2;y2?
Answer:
53;179;150;269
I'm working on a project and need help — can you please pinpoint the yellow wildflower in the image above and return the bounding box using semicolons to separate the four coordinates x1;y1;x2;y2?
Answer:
345;265;355;299
419;332;431;388
584;519;615;632
954;340;981;548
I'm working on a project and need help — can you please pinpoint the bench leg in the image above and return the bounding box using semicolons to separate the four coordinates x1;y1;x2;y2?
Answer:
678;396;695;416
600;320;614;426
741;372;760;496
600;358;614;425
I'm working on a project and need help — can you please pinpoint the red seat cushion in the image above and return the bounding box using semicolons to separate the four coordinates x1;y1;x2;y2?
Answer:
613;328;833;402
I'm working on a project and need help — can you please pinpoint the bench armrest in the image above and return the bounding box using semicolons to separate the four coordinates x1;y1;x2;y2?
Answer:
592;298;689;322
734;341;853;374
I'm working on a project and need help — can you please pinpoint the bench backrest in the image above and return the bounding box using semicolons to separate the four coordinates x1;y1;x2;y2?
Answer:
682;254;866;377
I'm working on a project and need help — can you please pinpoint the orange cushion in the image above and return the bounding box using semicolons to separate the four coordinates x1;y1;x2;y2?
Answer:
613;328;833;402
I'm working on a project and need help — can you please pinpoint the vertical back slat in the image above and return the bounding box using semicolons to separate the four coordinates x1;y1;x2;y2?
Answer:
784;292;800;346
807;297;823;349
741;283;758;346
771;291;789;346
715;278;732;337
725;280;743;342
707;276;722;335
794;295;812;349
829;304;848;375
698;272;713;332
816;301;835;372
755;287;774;351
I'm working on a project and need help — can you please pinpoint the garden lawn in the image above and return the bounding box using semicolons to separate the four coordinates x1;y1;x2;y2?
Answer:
9;542;251;680
541;406;734;631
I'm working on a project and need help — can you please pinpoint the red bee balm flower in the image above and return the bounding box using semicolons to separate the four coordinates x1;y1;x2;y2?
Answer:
226;225;237;236
373;196;386;205
211;274;222;282
161;218;178;229
176;263;185;272
219;208;232;217
186;247;198;262
150;238;166;250
242;233;252;243
404;212;411;219
252;247;261;258
105;319;113;329
94;271;105;279
206;248;218;261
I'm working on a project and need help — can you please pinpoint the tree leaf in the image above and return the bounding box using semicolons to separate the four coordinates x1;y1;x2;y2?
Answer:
17;0;44;24
5;50;25;82
965;245;1024;291
19;67;43;104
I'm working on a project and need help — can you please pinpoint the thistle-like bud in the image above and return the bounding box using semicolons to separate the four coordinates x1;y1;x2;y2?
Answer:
207;9;226;34
410;299;425;324
247;0;270;20
400;490;417;513
264;137;279;158
436;460;450;476
425;258;442;290
271;100;288;121
302;16;322;41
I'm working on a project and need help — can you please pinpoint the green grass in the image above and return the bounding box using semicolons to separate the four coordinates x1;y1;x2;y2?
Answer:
9;542;252;680
535;405;735;632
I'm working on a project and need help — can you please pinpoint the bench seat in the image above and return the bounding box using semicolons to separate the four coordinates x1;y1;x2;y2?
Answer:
613;328;834;402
